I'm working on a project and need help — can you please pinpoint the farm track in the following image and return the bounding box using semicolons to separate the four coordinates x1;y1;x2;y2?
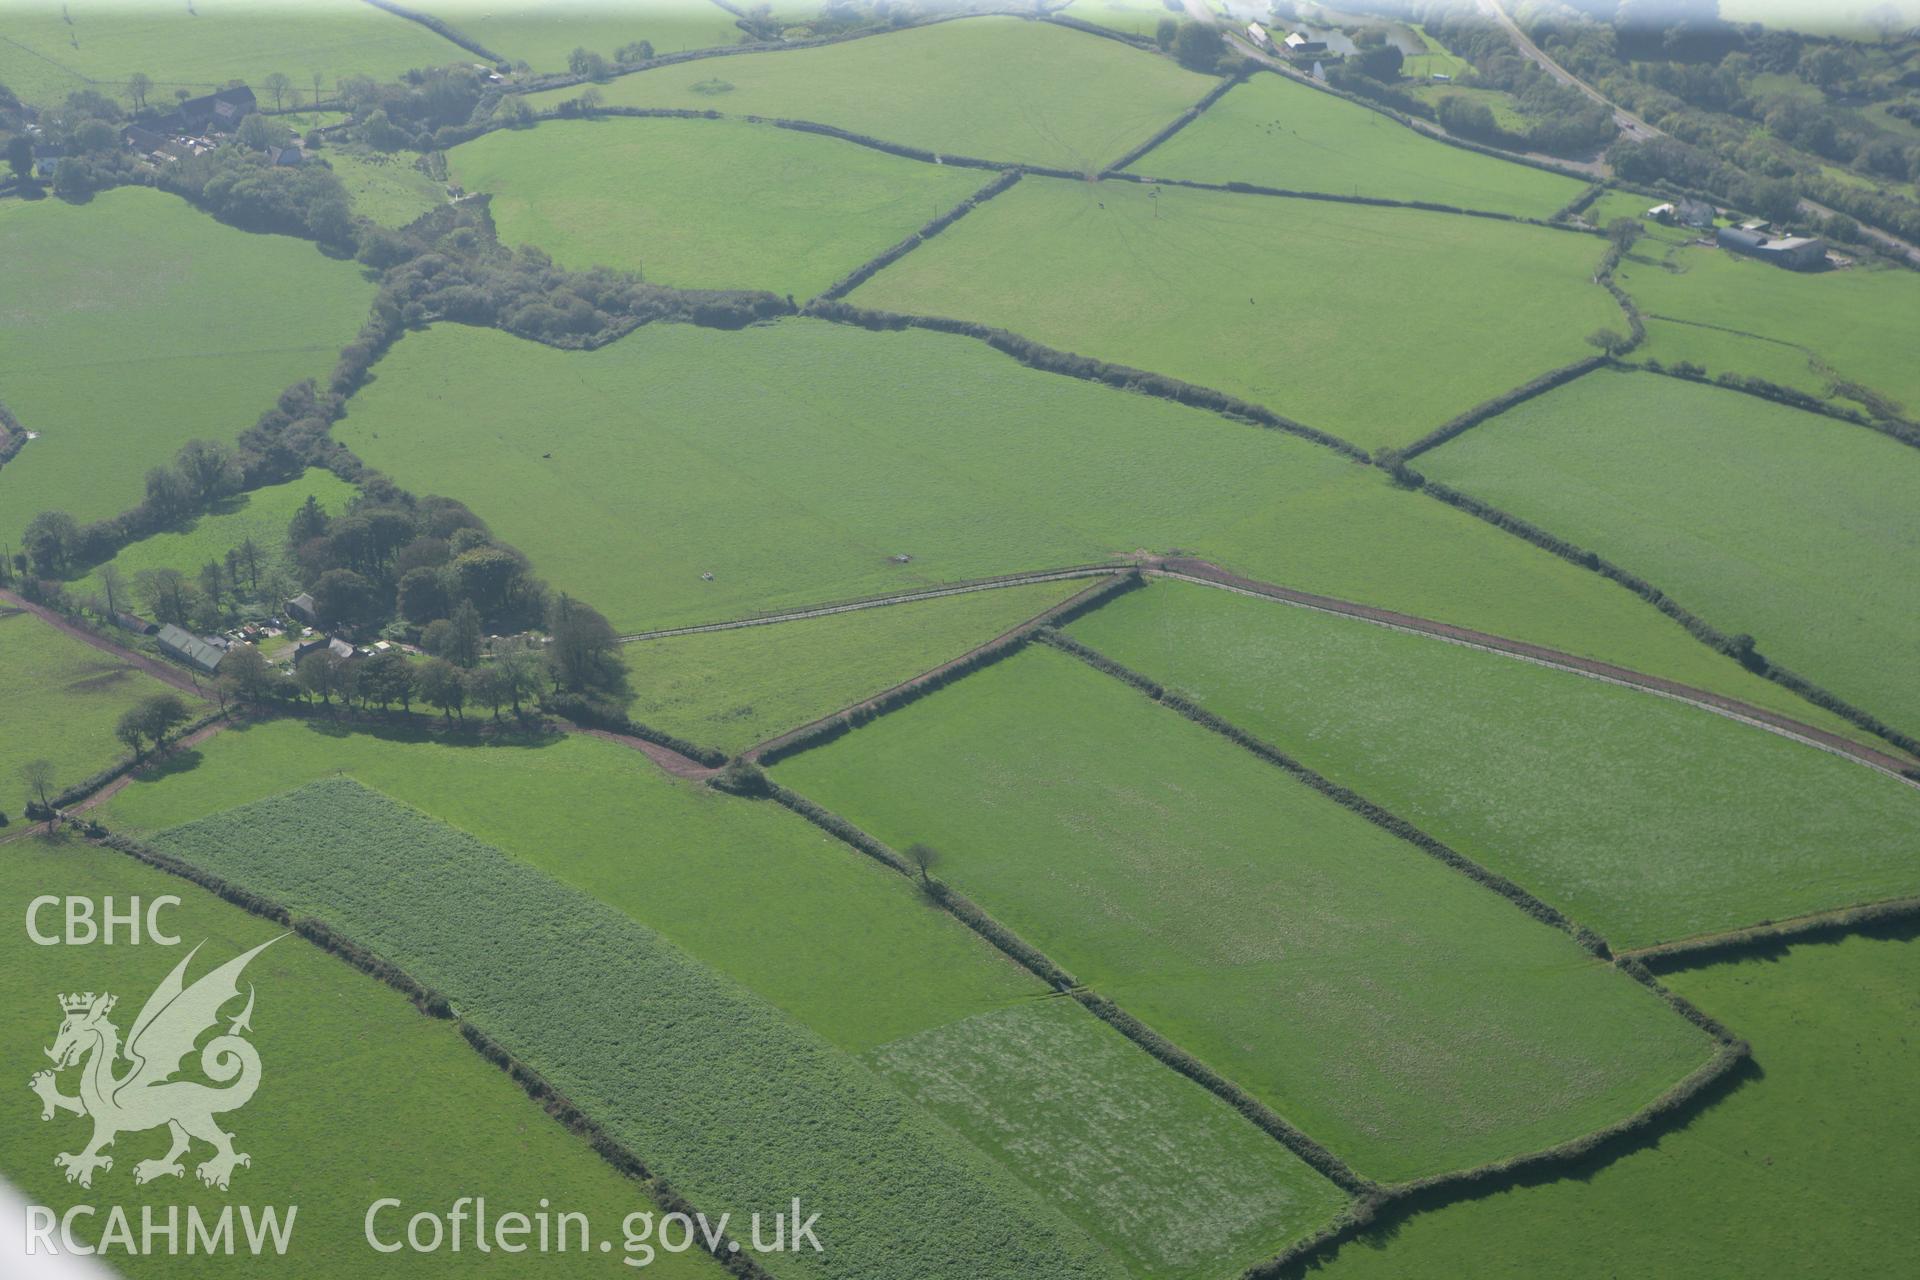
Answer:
615;564;1121;643
1151;559;1920;786
0;588;210;699
574;726;721;780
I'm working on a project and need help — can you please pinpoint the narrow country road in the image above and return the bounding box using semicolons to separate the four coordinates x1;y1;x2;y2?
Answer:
1477;0;1663;145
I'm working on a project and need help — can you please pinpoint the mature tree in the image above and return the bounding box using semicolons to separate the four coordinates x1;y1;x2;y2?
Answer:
311;567;378;627
546;594;625;695
1353;44;1404;81
1586;327;1632;357
19;758;56;816
136;692;191;749
468;664;511;721
1155;16;1177;50
450;547;522;618
174;439;241;504
198;559;226;609
1606;217;1643;251
905;841;941;885
235;112;279;150
296;648;345;706
417;658;466;721
126;72;152;110
100;562;125;617
567;47;610;78
577;86;605;115
6;134;31;181
496;641;542;716
144;465;192;523
138;567;195;626
261;72;293;111
447;600;483;669
358;649;415;712
22;511;79;577
395;566;449;623
287;493;331;547
220;643;274;703
1172;21;1224;72
114;707;149;761
615;40;655;63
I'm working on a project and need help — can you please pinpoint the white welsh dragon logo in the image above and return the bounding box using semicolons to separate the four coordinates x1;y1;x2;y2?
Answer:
29;938;279;1191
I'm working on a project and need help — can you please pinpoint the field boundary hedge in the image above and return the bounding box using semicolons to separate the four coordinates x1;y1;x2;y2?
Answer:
1397;356;1607;460
1634;356;1920;454
749;570;1140;765
48;709;228;811
88;827;772;1279
543;693;729;767
1100;68;1247;178
1404;477;1920;759
815;169;1024;302
1096;168;1588;229
805;298;1369;458
1042;13;1157;52
750;779;1376;1200
1552;182;1606;222
0;400;28;472
1625;895;1920;972
361;0;507;64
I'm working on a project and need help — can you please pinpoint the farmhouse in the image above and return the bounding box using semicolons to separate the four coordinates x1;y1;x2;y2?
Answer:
285;592;319;625
1247;22;1274;51
1284;32;1329;55
1716;226;1828;270
155;623;225;674
173;85;257;136
1649;198;1715;228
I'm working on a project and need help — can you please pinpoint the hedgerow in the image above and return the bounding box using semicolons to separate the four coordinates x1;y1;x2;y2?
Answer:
543;691;728;767
815;168;1023;301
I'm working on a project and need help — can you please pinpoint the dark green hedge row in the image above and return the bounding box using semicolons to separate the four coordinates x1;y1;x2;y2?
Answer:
1633;896;1920;973
294;916;455;1017
762;115;1025;173
1553;183;1607;222
362;0;506;64
806;299;1368;458
816;169;1023;301
1043;13;1157;52
755;777;1375;1198
1640;362;1920;453
99;832;292;927
1035;629;1610;955
51;710;227;810
1101;69;1247;177
1398;356;1608;460
1595;241;1647;350
1411;478;1920;758
545;691;728;767
0;400;26;470
752;570;1140;765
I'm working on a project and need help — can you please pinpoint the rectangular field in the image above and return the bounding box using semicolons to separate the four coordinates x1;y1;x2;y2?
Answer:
448;117;986;297
0;837;723;1280
0;606;205;798
1308;932;1920;1278
524;15;1215;172
410;0;744;71
319;149;446;228
1067;578;1920;949
624;578;1088;753
149;775;1344;1277
0;188;376;552
333;317;1867;737
849;175;1622;449
1416;370;1920;735
774;644;1716;1183
1128;71;1588;219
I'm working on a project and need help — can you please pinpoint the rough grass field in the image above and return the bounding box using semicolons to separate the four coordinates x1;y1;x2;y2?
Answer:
1418;370;1920;736
1127;71;1587;218
334;318;1863;735
0;188;376;550
69;468;357;605
409;0;743;71
1058;0;1171;36
1617;243;1920;413
98;721;1347;1274
150;777;1340;1278
1311;932;1920;1277
320;149;445;227
524;15;1214;172
1636;316;1835;398
1069;579;1920;949
850;175;1621;448
0;607;204;799
0;837;723;1279
775;644;1715;1183
448;117;985;296
624;578;1086;752
0;0;468;109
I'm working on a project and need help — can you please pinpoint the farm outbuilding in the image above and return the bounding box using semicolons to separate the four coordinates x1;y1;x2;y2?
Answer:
285;592;319;625
156;623;225;673
1716;226;1827;270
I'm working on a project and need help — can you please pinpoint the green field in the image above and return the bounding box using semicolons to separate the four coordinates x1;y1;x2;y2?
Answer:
1411;83;1530;132
1637;316;1837;398
850;175;1621;449
1312;932;1920;1277
624;579;1087;753
68;468;357;606
774;644;1715;1183
334;317;1868;739
148;775;1342;1277
448;116;985;296
524;15;1215;172
409;0;743;71
1717;0;1919;38
320;149;446;227
0;836;723;1279
0;0;468;109
1418;370;1920;736
0;188;376;551
1583;190;1698;242
1127;72;1586;218
1059;0;1174;36
1617;243;1920;414
1402;25;1471;80
1068;578;1920;949
0;607;204;804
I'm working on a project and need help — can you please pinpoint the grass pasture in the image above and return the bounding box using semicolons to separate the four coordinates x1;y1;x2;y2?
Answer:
774;644;1716;1183
1418;370;1920;736
1059;0;1174;37
624;578;1087;753
1616;242;1920;414
1128;71;1587;218
524;15;1215;172
849;175;1621;449
0;188;376;551
0;836;723;1279
68;468;357;606
1636;316;1836;399
334;318;1868;735
0;0;468;110
1314;932;1920;1278
448;117;986;297
1069;578;1920;949
407;0;744;71
319;149;446;227
0;606;204;800
149;775;1343;1278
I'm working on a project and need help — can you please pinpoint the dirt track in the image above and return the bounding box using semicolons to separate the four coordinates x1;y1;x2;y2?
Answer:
1;588;210;700
575;727;721;780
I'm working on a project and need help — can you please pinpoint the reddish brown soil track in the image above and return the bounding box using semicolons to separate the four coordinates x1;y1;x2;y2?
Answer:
1155;558;1920;787
0;588;211;701
575;727;721;780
